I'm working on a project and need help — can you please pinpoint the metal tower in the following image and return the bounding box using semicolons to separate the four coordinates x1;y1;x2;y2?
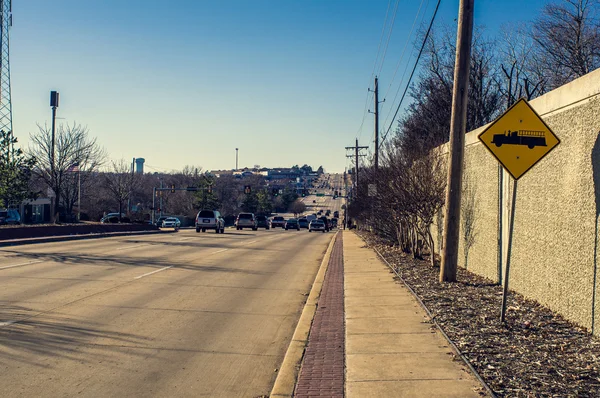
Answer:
0;0;12;137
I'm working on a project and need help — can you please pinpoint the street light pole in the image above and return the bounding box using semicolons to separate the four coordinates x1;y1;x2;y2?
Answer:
235;148;239;170
50;91;59;222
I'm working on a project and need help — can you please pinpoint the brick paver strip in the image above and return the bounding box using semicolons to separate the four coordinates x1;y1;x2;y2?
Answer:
295;232;345;398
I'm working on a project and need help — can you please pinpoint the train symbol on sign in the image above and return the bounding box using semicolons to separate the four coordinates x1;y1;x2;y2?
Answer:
491;130;547;149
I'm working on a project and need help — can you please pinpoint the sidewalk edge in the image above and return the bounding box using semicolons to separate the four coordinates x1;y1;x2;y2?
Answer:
353;230;497;398
270;231;339;397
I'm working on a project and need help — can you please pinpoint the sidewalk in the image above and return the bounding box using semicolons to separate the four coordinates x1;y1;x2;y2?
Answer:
342;231;485;397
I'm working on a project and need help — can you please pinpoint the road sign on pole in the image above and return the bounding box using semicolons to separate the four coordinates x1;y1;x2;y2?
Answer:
478;98;560;323
478;98;560;180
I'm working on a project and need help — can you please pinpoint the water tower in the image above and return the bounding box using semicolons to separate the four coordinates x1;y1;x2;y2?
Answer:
135;158;145;174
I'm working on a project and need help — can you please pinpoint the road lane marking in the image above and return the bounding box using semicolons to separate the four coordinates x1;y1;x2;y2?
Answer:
0;321;16;327
211;249;229;254
116;244;148;251
134;266;173;280
242;240;257;245
0;260;44;270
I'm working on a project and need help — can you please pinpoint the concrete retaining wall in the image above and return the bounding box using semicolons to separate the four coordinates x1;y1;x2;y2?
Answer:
0;223;159;241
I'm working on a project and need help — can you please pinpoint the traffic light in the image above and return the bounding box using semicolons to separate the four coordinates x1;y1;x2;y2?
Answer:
171;185;175;193
207;185;213;194
244;185;251;194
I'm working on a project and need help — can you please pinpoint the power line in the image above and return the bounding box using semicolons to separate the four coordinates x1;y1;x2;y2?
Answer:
376;0;401;77
379;0;441;149
382;0;429;101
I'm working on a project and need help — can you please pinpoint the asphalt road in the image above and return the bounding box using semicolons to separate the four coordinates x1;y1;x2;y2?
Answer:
0;225;336;397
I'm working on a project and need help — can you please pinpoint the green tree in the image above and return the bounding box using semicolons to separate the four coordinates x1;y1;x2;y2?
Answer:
241;192;259;213
194;174;220;210
256;189;273;215
0;131;36;208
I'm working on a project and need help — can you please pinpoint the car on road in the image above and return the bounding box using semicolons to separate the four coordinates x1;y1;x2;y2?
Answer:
298;217;309;229
161;217;181;229
325;210;331;216
0;209;21;225
271;216;286;228
195;210;225;233
256;215;270;230
285;218;300;230
236;213;258;230
309;219;326;233
334;211;339;218
102;213;130;223
319;216;330;232
330;218;338;229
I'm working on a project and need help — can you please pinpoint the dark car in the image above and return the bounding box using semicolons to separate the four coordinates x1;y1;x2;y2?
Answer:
319;216;330;232
256;215;270;230
285;218;300;230
298;217;309;229
333;211;339;218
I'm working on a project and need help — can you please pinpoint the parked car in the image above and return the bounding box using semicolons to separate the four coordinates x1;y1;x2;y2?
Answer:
195;210;225;233
285;218;300;230
161;217;181;229
154;216;169;226
102;213;130;223
236;213;257;230
298;217;309;229
271;216;286;228
309;219;326;233
0;209;20;225
256;215;270;230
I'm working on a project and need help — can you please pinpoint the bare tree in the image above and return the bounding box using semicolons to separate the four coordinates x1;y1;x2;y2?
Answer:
461;169;479;269
531;0;600;89
28;122;106;221
289;199;306;217
103;159;139;221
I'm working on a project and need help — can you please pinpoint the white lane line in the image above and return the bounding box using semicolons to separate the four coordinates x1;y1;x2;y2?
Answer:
134;266;173;280
116;244;148;251
0;321;16;327
211;249;229;254
179;237;192;241
242;240;257;245
0;260;44;270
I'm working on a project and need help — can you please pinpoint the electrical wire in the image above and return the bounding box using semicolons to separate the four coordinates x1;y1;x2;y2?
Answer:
382;0;429;101
376;0;402;77
379;0;441;149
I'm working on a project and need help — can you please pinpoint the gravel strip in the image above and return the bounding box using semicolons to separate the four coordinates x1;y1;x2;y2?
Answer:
357;231;600;397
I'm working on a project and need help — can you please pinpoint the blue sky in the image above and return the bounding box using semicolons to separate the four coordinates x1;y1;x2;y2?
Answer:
11;0;546;173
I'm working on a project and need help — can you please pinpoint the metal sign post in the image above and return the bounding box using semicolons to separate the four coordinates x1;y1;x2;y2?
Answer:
478;98;560;324
500;178;517;323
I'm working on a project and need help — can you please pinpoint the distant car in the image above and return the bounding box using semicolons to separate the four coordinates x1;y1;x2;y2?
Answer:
256;215;270;230
309;219;326;233
298;217;309;229
236;213;257;230
326;210;331;216
330;218;338;229
285;218;300;231
195;210;225;233
312;200;316;203
0;209;20;225
102;213;130;223
334;211;339;218
154;216;169;226
161;217;181;229
271;216;286;228
319;216;330;232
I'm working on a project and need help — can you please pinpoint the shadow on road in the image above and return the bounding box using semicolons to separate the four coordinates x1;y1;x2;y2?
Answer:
0;304;149;367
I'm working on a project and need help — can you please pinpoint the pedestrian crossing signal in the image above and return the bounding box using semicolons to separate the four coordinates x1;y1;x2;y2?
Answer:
244;185;251;194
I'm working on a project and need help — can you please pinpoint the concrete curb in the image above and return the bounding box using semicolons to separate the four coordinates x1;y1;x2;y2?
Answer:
270;231;339;397
0;229;175;248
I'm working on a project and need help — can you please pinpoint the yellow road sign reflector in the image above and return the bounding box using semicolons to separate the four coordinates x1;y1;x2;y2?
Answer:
478;98;560;180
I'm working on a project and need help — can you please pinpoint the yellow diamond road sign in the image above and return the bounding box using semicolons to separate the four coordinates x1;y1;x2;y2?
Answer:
478;98;560;180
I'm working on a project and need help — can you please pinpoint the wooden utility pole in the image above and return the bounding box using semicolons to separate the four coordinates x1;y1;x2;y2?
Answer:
440;0;475;283
369;77;383;170
345;139;368;196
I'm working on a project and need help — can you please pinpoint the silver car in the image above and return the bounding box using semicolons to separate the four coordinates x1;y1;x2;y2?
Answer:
309;219;326;233
195;210;225;234
236;213;257;231
161;217;181;229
